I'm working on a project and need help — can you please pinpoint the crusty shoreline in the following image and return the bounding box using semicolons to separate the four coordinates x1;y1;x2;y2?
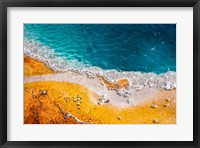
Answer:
24;54;176;124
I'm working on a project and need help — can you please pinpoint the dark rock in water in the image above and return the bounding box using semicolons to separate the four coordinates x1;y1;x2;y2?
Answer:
42;90;47;95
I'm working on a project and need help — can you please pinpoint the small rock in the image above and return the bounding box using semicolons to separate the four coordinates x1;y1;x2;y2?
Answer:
151;104;158;109
163;103;169;107
77;106;80;109
164;82;175;90
76;102;80;106
153;119;158;123
42;90;47;95
117;116;122;120
104;99;109;103
123;92;129;97
64;112;72;119
127;99;134;104
97;102;101;105
99;95;104;100
73;99;77;102
66;98;70;103
101;81;105;86
134;85;143;91
166;98;170;102
77;98;81;101
148;82;154;88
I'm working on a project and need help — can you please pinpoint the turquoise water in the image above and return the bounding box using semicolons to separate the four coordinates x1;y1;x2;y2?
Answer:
24;24;176;74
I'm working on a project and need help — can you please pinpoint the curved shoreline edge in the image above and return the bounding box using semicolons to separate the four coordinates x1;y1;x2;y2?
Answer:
24;40;176;90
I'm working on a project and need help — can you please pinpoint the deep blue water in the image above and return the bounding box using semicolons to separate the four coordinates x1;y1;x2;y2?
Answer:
24;24;176;74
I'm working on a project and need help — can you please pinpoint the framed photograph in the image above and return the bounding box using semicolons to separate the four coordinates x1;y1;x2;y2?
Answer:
1;0;199;147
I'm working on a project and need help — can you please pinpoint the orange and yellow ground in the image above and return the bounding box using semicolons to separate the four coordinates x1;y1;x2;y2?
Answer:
24;54;54;77
24;55;176;124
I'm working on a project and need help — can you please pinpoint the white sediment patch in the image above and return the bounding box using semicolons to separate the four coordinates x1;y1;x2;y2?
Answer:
24;71;175;108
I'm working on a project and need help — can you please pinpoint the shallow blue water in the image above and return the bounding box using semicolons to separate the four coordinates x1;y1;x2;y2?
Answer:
24;24;176;74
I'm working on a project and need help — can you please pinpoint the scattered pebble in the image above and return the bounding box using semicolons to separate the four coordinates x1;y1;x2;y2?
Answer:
64;112;72;119
151;104;158;109
77;106;80;109
73;99;77;102
100;95;104;100
117;88;132;97
64;112;84;124
76;102;80;106
97;95;110;105
123;92;129;97
163;103;170;107
153;119;158;123
164;82;176;90
166;98;170;102
148;82;154;88
117;116;122;120
127;99;134;104
104;99;109;103
100;81;105;86
42;90;47;95
66;97;70;103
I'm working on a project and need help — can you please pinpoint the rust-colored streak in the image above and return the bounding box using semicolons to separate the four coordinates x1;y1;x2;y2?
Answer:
98;76;129;90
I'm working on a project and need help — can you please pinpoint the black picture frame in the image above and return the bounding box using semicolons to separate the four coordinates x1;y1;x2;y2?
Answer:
0;0;200;147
